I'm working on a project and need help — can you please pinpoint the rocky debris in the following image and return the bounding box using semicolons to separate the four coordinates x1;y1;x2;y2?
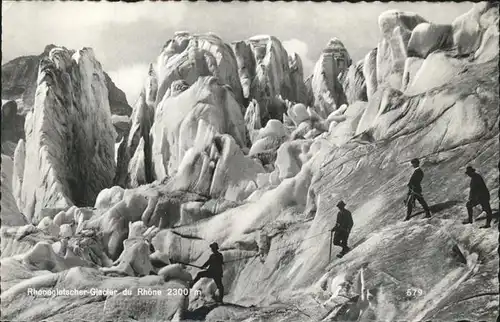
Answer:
311;39;349;118
342;59;367;104
151;76;247;181
15;47;117;222
155;32;243;107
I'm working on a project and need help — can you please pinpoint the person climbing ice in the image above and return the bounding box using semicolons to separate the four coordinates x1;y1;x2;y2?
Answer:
462;166;493;228
190;242;224;303
331;200;353;258
404;158;431;221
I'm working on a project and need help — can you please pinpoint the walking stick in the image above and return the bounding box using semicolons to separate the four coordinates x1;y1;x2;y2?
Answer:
329;229;333;261
169;258;203;269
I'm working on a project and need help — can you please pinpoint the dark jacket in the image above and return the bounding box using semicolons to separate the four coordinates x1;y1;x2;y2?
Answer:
335;209;353;231
469;172;490;201
203;251;224;276
408;168;424;194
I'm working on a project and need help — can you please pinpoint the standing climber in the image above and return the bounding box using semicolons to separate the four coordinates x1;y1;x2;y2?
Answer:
190;242;224;303
462;166;492;228
331;200;353;258
404;158;431;221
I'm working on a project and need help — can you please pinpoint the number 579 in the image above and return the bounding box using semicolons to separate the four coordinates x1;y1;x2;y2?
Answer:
406;288;423;297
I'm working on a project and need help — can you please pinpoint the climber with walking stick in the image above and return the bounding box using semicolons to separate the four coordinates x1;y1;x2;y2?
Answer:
330;200;353;258
404;158;431;221
189;242;224;303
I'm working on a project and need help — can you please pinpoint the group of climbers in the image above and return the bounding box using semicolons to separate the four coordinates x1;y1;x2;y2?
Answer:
188;157;496;303
330;157;495;258
403;158;493;228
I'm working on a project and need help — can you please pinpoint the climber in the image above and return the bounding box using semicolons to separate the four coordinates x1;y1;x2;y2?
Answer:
189;242;224;303
462;166;492;228
331;200;353;258
404;158;431;221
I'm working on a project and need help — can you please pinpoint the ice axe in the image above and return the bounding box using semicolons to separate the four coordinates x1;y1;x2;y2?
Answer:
169;258;203;269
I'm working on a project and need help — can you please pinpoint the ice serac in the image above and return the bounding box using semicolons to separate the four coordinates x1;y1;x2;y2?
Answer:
115;92;154;188
1;45;132;148
325;38;352;82
363;48;378;100
151;76;247;181
1;155;28;226
452;2;499;59
311;39;349;118
407;23;453;59
171;119;265;201
246;35;295;120
12;139;25;211
231;41;256;100
288;52;308;105
18;47;117;223
473;4;499;63
155;32;243;106
342;59;367;104
376;10;427;90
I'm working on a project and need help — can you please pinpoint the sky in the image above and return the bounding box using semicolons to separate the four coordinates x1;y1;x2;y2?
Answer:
2;1;474;105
